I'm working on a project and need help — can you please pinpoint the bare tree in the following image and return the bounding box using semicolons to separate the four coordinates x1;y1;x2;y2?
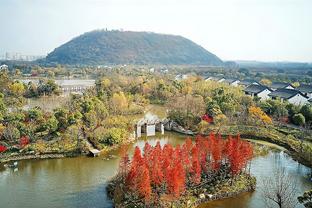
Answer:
260;168;298;208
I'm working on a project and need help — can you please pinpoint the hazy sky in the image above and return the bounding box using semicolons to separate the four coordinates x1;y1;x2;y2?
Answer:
1;0;312;62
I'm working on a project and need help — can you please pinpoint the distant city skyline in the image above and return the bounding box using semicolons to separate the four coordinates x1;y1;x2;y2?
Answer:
0;52;44;61
1;0;312;62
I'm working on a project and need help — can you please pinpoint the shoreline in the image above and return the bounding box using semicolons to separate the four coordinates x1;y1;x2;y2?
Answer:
1;127;311;169
0;136;137;164
0;153;73;163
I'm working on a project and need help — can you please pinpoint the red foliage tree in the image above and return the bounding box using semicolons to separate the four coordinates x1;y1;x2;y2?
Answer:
127;147;142;188
190;146;201;184
150;145;164;186
210;134;222;170
202;114;214;123
136;164;152;202
19;136;30;148
0;145;7;153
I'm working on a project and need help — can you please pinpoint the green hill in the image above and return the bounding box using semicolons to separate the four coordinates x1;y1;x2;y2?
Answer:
44;30;223;66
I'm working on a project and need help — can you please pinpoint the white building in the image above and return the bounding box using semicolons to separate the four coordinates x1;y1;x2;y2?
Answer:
268;89;308;105
244;84;272;100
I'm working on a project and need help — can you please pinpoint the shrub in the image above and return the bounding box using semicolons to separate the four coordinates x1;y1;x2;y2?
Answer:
102;128;128;145
293;113;306;126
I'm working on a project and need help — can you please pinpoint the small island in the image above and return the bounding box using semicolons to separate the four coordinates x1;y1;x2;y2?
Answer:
107;133;255;207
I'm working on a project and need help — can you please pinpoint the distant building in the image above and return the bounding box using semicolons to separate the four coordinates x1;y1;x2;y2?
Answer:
3;52;44;61
0;64;8;70
223;78;240;87
175;74;189;81
296;84;312;99
270;82;294;91
268;89;308;105
244;84;272;100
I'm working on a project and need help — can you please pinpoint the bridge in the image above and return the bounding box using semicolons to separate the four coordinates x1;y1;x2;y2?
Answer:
17;79;96;94
60;85;93;93
135;113;165;138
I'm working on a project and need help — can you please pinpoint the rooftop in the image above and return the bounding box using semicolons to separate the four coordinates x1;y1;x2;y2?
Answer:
268;88;305;99
244;84;271;94
239;79;259;86
296;84;312;93
270;82;293;89
205;76;224;81
223;78;239;84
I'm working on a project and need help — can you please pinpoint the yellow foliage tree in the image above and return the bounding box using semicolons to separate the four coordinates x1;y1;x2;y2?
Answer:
260;79;272;86
249;106;272;125
9;82;25;96
110;92;129;113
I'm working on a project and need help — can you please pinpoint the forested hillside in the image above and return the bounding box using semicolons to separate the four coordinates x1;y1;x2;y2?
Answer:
44;30;223;66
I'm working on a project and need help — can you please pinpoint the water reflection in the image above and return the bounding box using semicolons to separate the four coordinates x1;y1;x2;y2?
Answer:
200;150;312;208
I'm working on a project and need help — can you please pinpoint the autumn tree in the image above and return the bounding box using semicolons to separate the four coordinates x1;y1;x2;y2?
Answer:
110;92;129;114
249;106;272;125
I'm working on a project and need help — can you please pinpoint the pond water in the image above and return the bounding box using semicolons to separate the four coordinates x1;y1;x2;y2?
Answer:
0;133;311;208
24;95;71;112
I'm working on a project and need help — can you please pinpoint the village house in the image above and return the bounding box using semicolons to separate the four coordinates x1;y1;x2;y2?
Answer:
205;76;225;82
223;78;240;86
296;84;312;99
270;82;294;91
268;89;308;105
238;79;260;87
244;84;272;100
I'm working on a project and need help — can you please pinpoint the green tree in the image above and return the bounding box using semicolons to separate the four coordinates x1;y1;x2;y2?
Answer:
298;189;312;208
300;104;312;123
292;113;305;126
102;127;128;145
0;93;6;120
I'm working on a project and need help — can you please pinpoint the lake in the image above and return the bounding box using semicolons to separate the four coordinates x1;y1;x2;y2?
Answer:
0;132;311;208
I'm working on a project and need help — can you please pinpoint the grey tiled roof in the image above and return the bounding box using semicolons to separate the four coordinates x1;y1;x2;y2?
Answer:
268;88;305;99
223;78;239;84
239;79;259;86
271;82;293;89
296;84;312;93
244;84;271;94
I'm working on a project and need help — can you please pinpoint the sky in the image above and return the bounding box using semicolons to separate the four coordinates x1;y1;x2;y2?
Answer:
0;0;312;62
